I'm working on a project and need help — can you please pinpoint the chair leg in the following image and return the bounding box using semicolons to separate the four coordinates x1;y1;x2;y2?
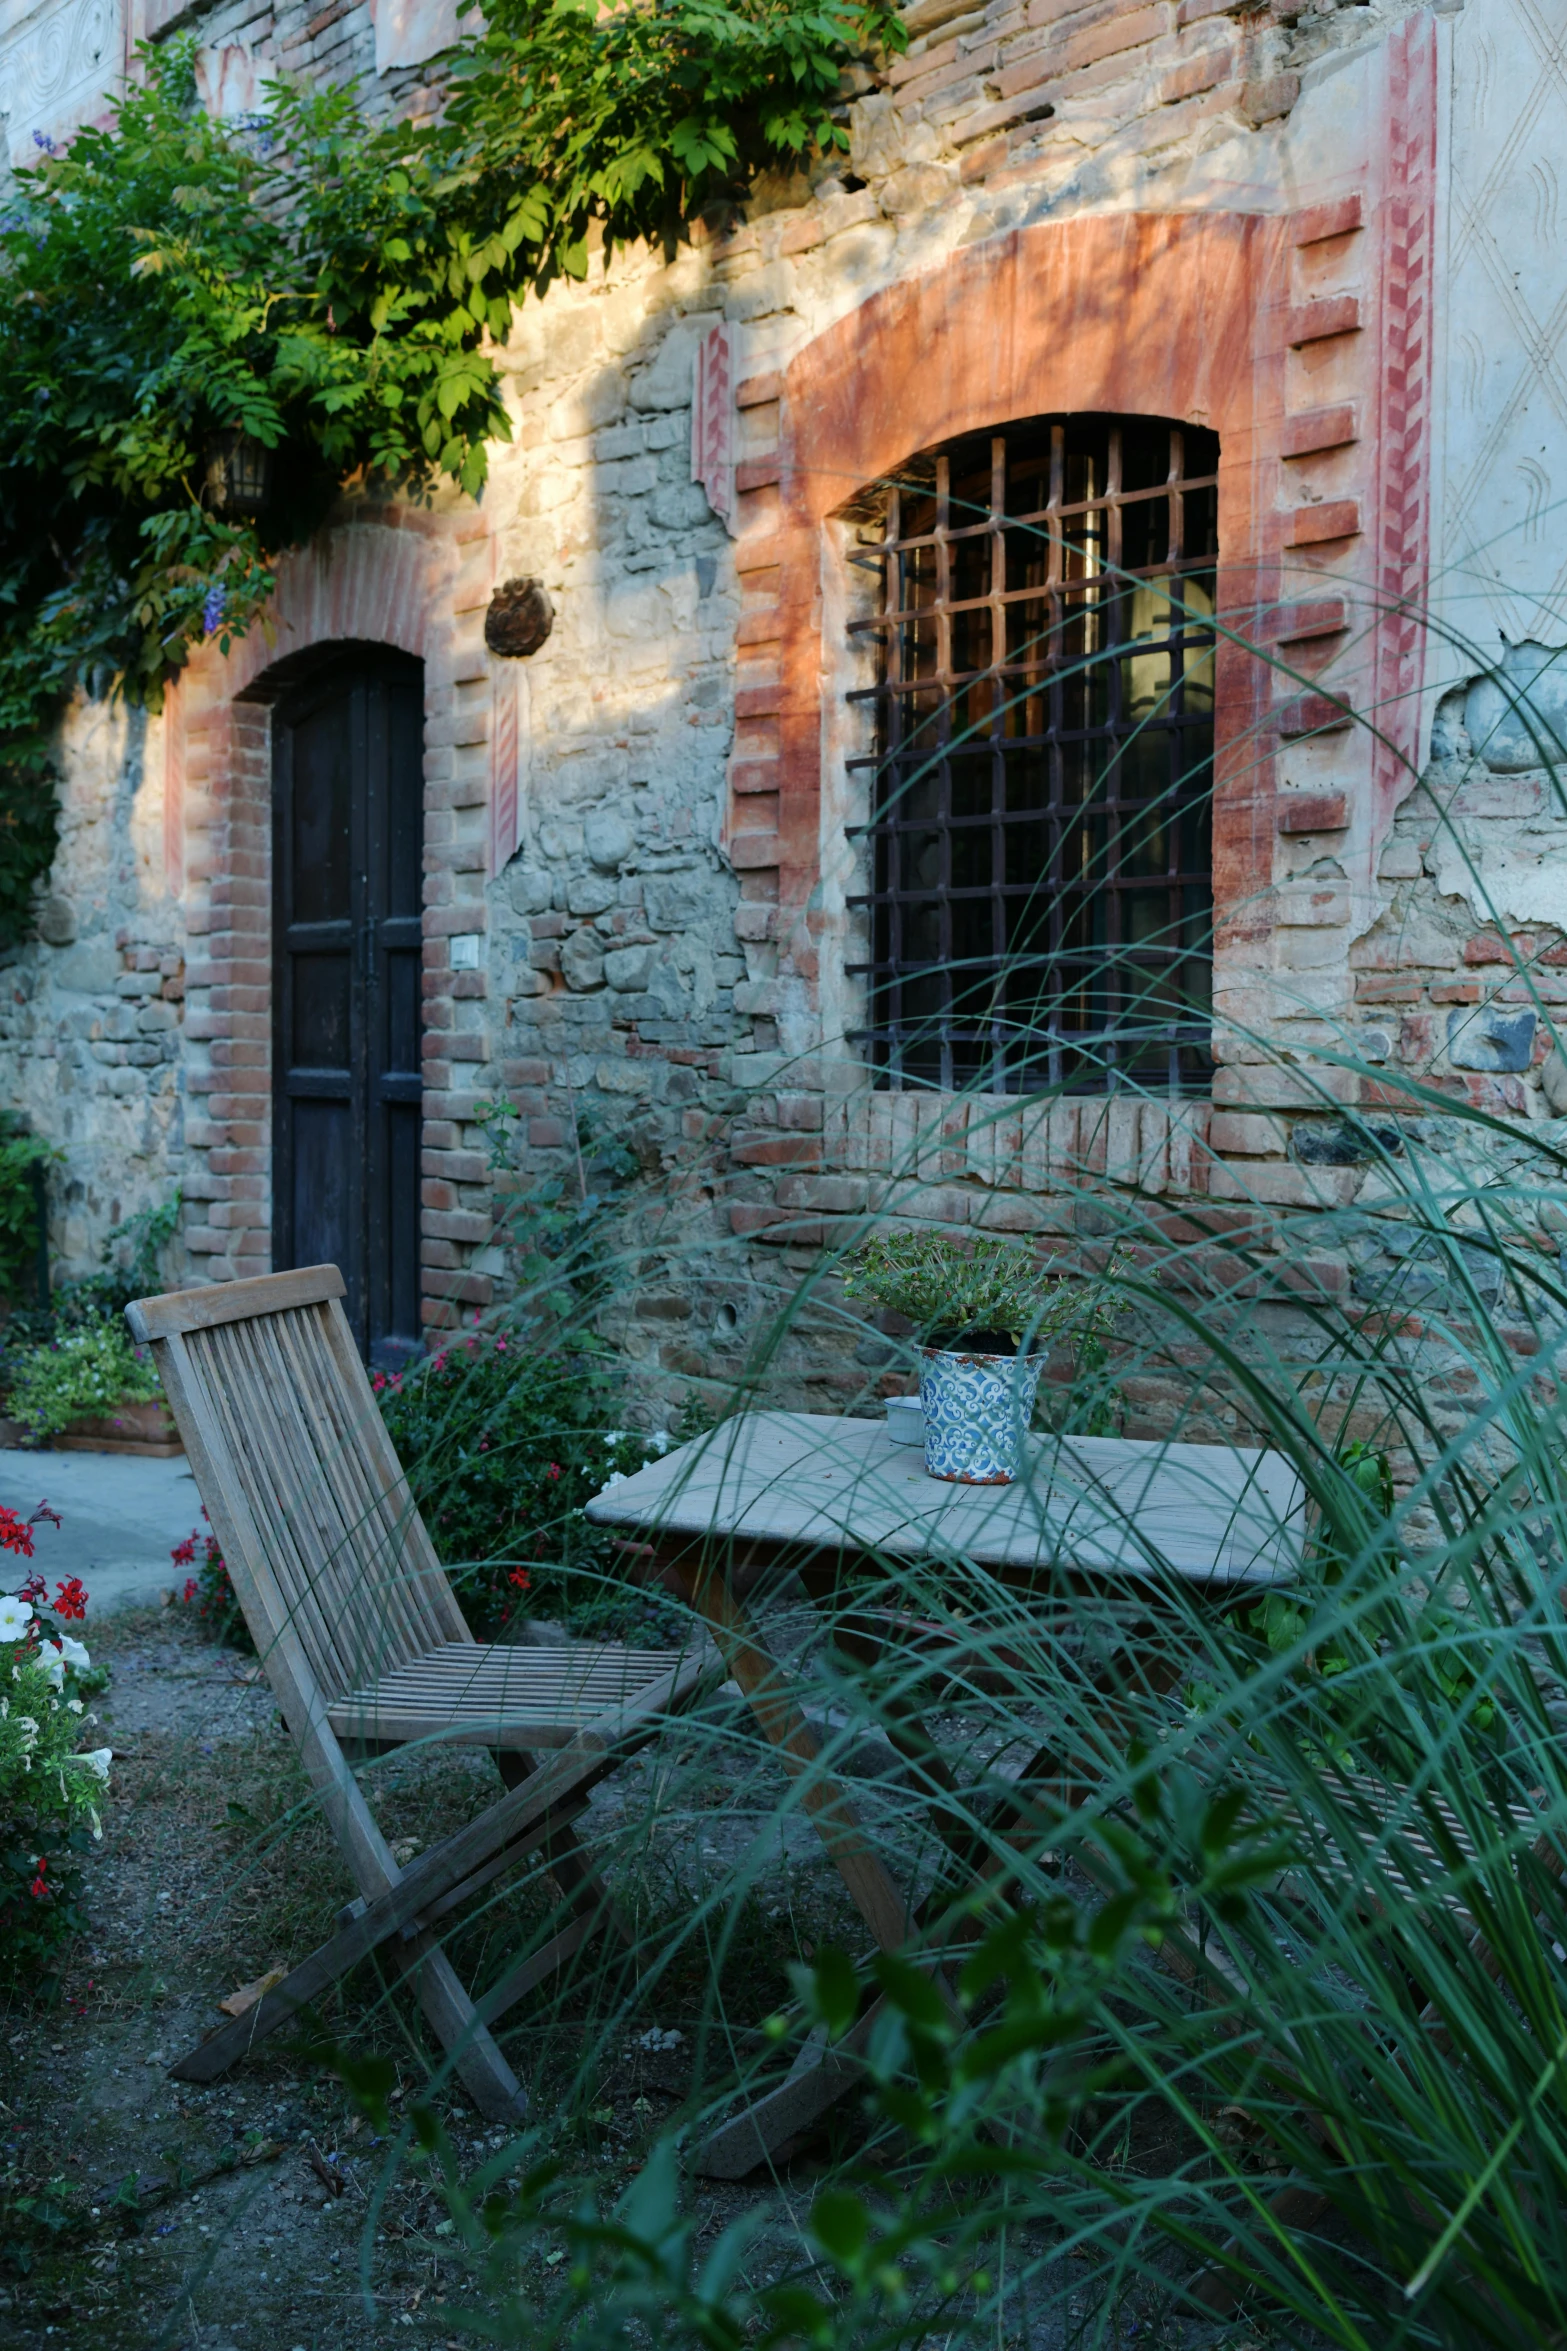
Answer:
494;1751;636;1952
693;1997;890;2178
405;1939;528;2121
170;1919;525;2120
1188;2184;1333;2314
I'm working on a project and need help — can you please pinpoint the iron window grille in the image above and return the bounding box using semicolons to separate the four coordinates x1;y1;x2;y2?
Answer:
846;412;1219;1095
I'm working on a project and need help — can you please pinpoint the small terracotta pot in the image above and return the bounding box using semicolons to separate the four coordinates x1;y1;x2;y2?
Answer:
53;1398;183;1458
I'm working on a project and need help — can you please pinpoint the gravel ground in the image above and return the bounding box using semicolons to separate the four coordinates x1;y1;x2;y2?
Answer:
1;1603;1285;2351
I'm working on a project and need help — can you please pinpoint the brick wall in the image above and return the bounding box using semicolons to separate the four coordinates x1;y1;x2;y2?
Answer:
9;0;1565;1424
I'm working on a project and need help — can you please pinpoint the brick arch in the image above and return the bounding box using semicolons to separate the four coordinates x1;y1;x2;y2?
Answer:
217;523;435;700
725;208;1292;996
167;508;498;1328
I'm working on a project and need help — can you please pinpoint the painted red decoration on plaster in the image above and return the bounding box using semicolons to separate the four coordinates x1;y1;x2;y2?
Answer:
693;324;737;535
1370;8;1439;833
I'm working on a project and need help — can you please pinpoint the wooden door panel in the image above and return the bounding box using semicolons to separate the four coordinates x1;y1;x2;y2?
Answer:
290;1098;357;1277
274;652;425;1363
288;952;353;1068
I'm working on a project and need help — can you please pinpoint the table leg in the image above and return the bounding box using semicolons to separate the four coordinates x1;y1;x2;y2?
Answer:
654;1545;959;2173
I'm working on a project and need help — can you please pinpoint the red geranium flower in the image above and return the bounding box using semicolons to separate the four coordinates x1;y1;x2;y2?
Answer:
507;1567;531;1592
0;1507;34;1558
53;1577;87;1621
29;1858;47;1900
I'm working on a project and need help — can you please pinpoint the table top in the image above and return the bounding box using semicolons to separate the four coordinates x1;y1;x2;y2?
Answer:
586;1411;1305;1588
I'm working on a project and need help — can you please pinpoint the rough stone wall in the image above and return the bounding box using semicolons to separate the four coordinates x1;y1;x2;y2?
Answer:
0;701;186;1271
8;0;1567;1435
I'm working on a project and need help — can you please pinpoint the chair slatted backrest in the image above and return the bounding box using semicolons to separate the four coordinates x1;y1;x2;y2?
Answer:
127;1266;470;1706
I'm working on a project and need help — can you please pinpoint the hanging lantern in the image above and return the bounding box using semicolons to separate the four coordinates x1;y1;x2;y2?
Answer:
204;430;274;516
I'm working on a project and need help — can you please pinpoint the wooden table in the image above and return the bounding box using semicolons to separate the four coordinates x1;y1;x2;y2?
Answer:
586;1410;1305;2175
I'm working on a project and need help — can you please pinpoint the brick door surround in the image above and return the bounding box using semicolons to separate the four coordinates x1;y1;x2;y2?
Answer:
166;507;496;1315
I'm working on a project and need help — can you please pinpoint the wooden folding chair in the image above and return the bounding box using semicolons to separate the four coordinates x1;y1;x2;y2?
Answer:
125;1265;718;2120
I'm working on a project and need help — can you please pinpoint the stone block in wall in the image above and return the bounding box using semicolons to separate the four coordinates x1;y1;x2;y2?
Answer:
1207;1111;1287;1159
559;932;606;991
1290;1118;1405;1167
604;944;655;991
1446;1005;1536;1072
48;942;121;994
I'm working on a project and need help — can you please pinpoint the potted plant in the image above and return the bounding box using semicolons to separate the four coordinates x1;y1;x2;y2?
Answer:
3;1315;179;1456
844;1231;1119;1485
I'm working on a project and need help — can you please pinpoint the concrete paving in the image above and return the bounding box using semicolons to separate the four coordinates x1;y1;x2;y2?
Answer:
0;1444;202;1612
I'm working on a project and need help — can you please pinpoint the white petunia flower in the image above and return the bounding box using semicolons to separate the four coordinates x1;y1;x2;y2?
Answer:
595;1472;628;1496
15;1714;38;1752
74;1746;113;1783
0;1594;33;1640
66;1698;83;1715
57;1635;89;1675
645;1431;673;1456
39;1647;65;1690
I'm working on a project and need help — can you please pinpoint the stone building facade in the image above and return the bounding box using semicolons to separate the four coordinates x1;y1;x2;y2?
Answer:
3;0;1566;1413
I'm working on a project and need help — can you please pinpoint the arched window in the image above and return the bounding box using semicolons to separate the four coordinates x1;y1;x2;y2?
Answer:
847;414;1218;1095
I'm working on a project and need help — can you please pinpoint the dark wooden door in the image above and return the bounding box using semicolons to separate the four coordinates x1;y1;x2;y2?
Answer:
273;650;424;1365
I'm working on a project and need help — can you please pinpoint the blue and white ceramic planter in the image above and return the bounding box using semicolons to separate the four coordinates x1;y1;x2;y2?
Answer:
919;1346;1043;1484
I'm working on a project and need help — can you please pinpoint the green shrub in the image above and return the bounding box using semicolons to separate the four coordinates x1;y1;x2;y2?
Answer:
168;1330;668;1648
0;1122;56;1310
4;1315;160;1441
376;1331;667;1637
52;1194;181;1327
0;1192;179;1408
169;1517;252;1653
0;1;903;932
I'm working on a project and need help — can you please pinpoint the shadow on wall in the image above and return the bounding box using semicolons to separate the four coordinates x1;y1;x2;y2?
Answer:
483;256;750;1152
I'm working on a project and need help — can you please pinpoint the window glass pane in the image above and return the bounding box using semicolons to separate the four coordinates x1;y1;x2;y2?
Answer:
854;412;1218;1093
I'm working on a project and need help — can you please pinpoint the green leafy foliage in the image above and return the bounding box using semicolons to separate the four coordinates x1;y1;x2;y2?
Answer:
375;1331;665;1636
844;1228;1124;1350
0;0;901;937
0;1123;57;1307
51;1192;182;1326
3;1316;161;1440
0;1609;109;1991
441;0;905;290
0;46;514;943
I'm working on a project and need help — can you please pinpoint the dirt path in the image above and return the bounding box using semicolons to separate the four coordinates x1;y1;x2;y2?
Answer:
0;1605;849;2351
2;1605;1263;2351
